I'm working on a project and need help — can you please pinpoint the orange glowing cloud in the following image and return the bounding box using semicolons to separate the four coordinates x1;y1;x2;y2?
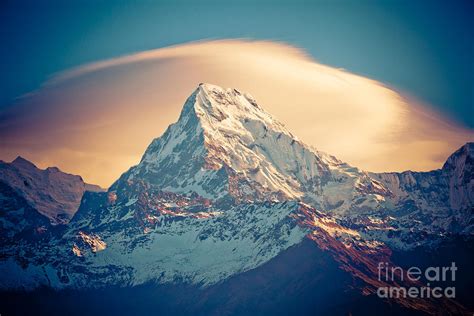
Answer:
0;40;472;187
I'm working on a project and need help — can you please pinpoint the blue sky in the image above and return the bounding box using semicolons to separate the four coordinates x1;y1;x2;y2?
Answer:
1;0;473;126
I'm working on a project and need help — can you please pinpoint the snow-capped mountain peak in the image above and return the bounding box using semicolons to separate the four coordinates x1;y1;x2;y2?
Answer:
122;84;310;197
121;83;362;204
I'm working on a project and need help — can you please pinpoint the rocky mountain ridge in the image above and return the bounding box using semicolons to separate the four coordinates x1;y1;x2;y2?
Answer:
0;156;103;225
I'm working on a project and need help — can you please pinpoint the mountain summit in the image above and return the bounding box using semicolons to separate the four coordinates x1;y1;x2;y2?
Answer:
121;82;312;200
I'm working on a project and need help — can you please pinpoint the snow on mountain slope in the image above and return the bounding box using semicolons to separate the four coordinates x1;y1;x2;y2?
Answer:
0;157;103;224
75;203;305;288
0;193;308;289
0;183;466;313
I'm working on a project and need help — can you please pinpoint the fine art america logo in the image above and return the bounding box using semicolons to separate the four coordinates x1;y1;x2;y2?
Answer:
377;262;457;299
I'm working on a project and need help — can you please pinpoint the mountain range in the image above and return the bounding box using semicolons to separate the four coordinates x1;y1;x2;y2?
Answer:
0;83;472;315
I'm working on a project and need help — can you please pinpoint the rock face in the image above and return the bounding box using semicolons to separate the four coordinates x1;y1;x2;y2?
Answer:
370;142;473;238
443;142;474;212
0;84;472;314
0;157;103;225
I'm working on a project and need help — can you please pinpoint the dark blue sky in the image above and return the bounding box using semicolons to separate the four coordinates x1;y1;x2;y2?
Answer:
1;0;473;126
